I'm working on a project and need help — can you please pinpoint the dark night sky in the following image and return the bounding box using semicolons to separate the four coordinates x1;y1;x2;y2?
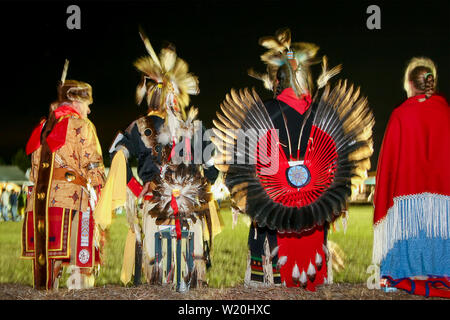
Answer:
0;0;449;169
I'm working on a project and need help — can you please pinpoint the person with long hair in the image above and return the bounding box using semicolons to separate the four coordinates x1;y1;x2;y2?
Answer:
373;57;450;298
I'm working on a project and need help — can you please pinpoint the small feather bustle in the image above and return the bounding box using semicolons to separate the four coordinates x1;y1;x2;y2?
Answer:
149;163;211;224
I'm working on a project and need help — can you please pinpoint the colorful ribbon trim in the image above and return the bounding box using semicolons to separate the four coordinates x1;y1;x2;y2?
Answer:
171;194;182;240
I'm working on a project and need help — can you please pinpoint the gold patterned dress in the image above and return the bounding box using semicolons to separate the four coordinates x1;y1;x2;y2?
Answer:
22;104;105;289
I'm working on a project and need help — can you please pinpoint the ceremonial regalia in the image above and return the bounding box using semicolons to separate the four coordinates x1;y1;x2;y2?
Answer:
212;28;374;290
22;71;105;290
373;58;450;297
97;30;220;291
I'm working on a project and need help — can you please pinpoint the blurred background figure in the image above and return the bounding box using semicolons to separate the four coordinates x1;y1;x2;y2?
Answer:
373;57;450;298
18;187;27;221
1;188;10;221
0;186;3;221
9;190;19;222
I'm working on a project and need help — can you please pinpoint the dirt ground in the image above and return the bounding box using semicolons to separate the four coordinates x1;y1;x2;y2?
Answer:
0;283;445;300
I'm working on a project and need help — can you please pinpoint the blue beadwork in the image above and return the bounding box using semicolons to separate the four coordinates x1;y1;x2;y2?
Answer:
286;165;310;188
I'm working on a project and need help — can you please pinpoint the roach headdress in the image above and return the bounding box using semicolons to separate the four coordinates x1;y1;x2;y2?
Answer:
134;28;200;118
248;28;342;98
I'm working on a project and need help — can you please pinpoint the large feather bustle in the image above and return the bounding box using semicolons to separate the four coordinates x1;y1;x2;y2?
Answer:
135;30;200;115
317;56;342;89
248;68;273;91
212;85;374;232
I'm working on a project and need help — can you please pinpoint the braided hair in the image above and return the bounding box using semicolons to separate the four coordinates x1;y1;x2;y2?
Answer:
408;66;436;99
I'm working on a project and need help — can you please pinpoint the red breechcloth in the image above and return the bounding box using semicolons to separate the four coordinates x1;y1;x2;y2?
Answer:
22;207;72;259
22;207;98;268
278;227;327;291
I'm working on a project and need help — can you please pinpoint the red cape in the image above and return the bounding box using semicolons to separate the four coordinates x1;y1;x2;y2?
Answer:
25;105;81;155
373;94;450;225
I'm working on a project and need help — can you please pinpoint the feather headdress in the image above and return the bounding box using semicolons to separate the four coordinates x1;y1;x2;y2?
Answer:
60;59;69;86
249;28;341;97
56;59;93;104
135;28;200;117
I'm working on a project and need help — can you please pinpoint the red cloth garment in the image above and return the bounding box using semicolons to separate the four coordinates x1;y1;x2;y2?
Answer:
25;104;81;154
384;276;450;298
46;105;81;152
276;88;312;115
171;194;182;240
25;119;46;155
272;88;327;290
53;104;80;119
168;138;176;162
373;94;450;225
373;94;450;298
46;117;69;152
22;208;73;258
278;228;327;290
127;177;143;197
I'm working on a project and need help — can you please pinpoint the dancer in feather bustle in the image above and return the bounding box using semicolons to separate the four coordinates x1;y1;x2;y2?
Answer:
22;61;106;290
212;28;374;290
98;29;220;291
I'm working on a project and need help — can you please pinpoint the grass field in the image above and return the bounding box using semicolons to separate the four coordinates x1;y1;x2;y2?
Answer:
0;204;374;288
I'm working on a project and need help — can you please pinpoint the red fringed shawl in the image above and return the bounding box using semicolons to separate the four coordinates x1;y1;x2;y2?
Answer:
373;94;450;225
